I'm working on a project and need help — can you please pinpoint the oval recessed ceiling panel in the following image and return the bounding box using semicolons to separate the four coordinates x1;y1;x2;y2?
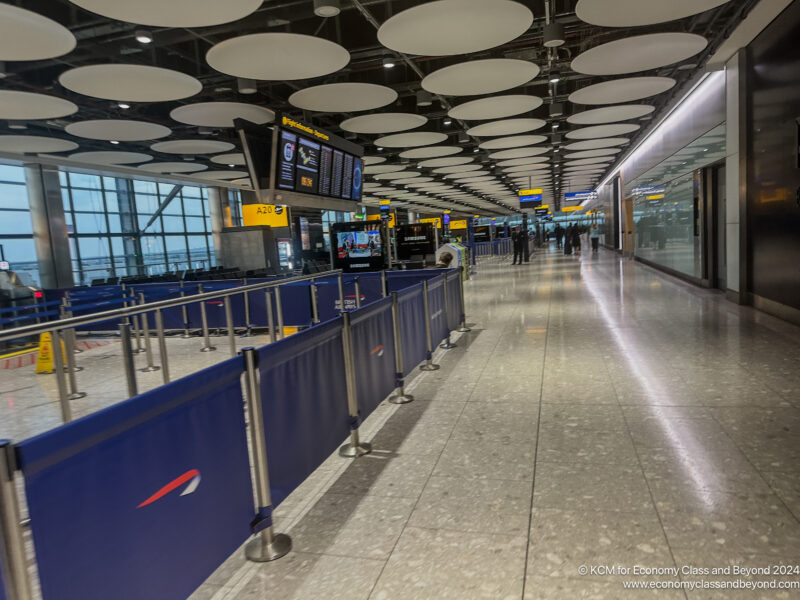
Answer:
566;123;640;140
466;118;546;137
0;90;77;120
504;164;549;173
340;113;427;134
433;164;482;174
449;95;543;121
289;82;397;113
405;178;437;187
564;138;629;151
211;153;245;165
68;0;261;27
569;77;675;105
497;157;550;167
69;151;153;164
478;134;547;149
170;102;274;127
576;0;731;27
207;33;349;81
572;33;707;76
60;64;202;102
399;146;463;159
365;164;406;175
151;139;235;154
192;170;250;180
565;157;613;166
564;148;622;159
363;156;387;165
489;146;551;160
422;59;539;96
374;171;422;180
0;4;76;61
418;157;473;168
138;162;208;174
567;105;654;125
377;0;532;56
0;135;78;154
66;119;171;141
375;132;448;148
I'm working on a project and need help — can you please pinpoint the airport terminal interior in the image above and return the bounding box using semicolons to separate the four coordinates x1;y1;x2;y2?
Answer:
1;1;800;599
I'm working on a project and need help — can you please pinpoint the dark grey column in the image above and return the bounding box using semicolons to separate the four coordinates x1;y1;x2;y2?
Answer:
207;186;225;265
115;177;143;277
25;164;74;289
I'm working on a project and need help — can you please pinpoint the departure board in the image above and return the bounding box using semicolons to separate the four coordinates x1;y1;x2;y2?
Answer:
331;149;344;197
351;157;363;201
319;145;333;196
277;130;297;190
295;137;320;194
341;154;354;200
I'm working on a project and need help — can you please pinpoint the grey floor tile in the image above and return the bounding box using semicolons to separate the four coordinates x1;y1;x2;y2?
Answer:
523;576;685;599
325;452;438;499
536;428;640;466
434;437;536;481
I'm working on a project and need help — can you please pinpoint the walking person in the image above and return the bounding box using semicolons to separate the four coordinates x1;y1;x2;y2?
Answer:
554;223;564;249
563;224;573;255
572;224;582;255
590;224;601;253
511;226;525;265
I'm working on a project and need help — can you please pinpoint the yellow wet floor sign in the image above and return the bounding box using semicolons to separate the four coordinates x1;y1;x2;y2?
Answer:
35;332;66;374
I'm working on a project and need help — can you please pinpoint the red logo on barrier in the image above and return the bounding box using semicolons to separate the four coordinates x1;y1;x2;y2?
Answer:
371;345;384;357
137;469;201;508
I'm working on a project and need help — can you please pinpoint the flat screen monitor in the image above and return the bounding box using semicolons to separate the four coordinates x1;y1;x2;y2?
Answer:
318;145;333;196
330;222;387;272
341;154;354;200
396;223;436;260
473;226;491;242
331;149;344;197
351;157;363;200
277;130;297;190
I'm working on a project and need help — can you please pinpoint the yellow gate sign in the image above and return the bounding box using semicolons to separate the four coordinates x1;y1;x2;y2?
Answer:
420;217;442;229
242;204;289;227
35;332;66;374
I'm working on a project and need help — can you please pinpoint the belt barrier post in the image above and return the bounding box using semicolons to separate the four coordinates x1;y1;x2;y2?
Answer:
242;278;252;337
198;284;216;352
439;273;457;350
337;274;345;313
137;294;160;373
338;311;372;458
58;305;87;400
354;277;361;309
420;280;440;371
388;292;413;405
265;290;276;344
0;442;33;600
154;308;170;384
119;322;138;398
62;298;82;354
242;348;292;562
179;281;192;338
381;270;388;297
457;266;471;333
225;296;237;357
129;290;144;354
33;292;42;324
310;281;320;325
274;285;285;341
51;329;73;422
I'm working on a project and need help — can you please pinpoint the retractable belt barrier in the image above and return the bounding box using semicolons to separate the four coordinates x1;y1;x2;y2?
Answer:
0;267;468;600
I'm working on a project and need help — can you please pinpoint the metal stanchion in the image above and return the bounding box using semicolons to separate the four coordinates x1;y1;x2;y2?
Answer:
242;348;292;562
119;322;138;398
0;441;33;600
63;329;87;400
179;281;192;338
457;266;471;332
420;280;440;371
137;294;160;373
129;290;144;354
154;309;170;384
225;296;237;357
388;292;413;404
241;278;252;337
265;290;276;344
62;297;82;354
310;281;320;325
354;276;362;309
51;329;73;423
198;284;216;352
274;285;285;341
381;270;388;297
338;312;372;458
337;274;345;313
439;274;457;350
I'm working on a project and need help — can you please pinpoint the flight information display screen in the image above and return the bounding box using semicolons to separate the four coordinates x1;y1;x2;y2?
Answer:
277;130;297;191
295;137;320;194
341;154;354;200
318;145;333;196
351;157;363;200
331;150;344;197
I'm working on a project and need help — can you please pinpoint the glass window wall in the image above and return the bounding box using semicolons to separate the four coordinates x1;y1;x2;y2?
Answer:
0;164;39;285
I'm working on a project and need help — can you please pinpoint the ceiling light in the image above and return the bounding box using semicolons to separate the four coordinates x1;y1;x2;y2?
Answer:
383;58;396;69
110;140;120;145
135;30;153;44
228;164;236;168
313;0;341;17
0;61;6;79
117;102;130;109
473;148;480;153
416;90;433;107
549;71;561;84
552;123;559;129
237;78;257;94
377;146;383;151
7;120;27;130
543;22;565;48
443;119;452;126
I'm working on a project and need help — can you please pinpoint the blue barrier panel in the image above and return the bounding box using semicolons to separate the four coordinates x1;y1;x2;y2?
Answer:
130;283;187;331
17;358;253;600
183;282;245;329
355;273;383;305
350;297;396;420
397;284;427;377
426;274;448;345
256;318;350;506
242;277;282;328
445;272;461;332
386;269;441;293
277;281;313;327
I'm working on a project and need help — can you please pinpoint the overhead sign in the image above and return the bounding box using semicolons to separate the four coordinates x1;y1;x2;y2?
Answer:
534;207;549;217
519;187;543;205
449;219;468;229
379;199;391;206
281;115;330;142
367;213;395;228
562;206;582;212
420;217;442;229
519;189;542;196
564;191;598;202
242;203;289;228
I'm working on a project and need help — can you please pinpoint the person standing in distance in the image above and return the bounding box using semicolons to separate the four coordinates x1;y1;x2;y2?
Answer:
512;226;525;265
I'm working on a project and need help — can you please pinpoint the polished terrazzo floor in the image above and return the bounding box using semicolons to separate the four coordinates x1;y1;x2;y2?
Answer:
187;247;800;600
